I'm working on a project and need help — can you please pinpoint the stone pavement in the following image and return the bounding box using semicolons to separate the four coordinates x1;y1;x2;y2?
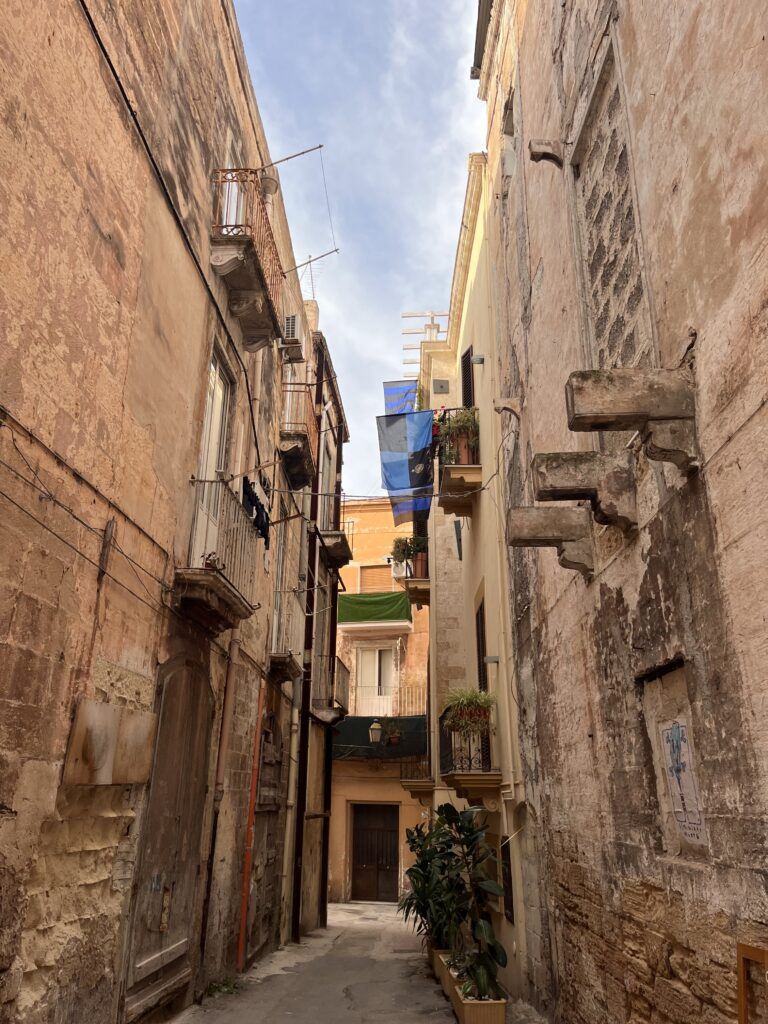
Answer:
172;903;546;1024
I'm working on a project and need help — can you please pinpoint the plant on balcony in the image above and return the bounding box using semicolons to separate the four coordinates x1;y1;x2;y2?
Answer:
439;407;479;466
399;820;468;952
439;803;507;1002
379;717;402;746
443;689;495;737
390;536;412;563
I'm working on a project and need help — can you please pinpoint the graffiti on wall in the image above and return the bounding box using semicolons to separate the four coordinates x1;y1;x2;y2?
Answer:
660;718;707;846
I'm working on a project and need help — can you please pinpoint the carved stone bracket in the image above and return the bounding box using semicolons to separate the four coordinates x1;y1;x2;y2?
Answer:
531;451;637;530
565;368;698;473
528;139;564;167
506;506;594;577
210;241;249;278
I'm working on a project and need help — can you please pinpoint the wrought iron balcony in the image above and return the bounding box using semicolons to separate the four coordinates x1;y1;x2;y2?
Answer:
438;709;502;810
173;478;261;635
318;520;353;571
399;754;435;802
210;169;284;352
312;656;350;726
399;538;430;608
435;407;481;516
280;383;318;490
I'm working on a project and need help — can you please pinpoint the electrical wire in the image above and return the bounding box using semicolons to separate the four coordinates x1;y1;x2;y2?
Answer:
319;146;337;251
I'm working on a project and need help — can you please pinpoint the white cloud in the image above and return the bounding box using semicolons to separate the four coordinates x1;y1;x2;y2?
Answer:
235;0;485;494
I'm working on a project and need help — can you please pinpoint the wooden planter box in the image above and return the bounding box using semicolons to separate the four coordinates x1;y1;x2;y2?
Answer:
430;947;450;986
438;955;507;1024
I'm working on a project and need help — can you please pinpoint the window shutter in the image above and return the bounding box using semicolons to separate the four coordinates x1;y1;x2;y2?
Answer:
475;600;488;692
461;347;474;408
359;565;393;593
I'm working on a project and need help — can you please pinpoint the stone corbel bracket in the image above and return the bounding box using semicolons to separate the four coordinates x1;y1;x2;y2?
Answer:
565;368;698;473
531;451;637;530
528;139;564;168
506;506;594;577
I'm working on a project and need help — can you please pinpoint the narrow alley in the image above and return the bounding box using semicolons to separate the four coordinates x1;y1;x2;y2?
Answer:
172;905;543;1024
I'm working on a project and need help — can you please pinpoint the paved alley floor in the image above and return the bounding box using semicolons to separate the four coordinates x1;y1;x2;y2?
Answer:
174;903;545;1024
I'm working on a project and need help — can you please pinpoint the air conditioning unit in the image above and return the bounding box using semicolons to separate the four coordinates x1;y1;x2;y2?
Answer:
281;313;305;363
391;559;407;580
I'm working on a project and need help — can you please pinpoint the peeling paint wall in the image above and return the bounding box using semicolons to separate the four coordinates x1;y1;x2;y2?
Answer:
476;1;768;1021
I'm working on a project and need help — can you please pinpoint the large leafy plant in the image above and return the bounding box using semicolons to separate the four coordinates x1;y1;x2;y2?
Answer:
438;803;507;1001
399;820;468;951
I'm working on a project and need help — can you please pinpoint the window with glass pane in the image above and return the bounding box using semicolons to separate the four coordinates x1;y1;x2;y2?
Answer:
377;649;394;696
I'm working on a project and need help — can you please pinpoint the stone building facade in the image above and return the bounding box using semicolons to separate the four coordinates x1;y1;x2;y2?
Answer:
0;2;348;1022
416;2;767;1022
328;498;430;904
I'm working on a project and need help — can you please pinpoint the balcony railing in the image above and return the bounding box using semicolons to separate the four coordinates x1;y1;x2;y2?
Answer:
334;657;350;713
435;407;480;468
280;383;318;489
352;683;426;717
399;755;432;782
174;478;261;634
312;655;350;724
439;710;493;775
187;479;259;604
211;168;284;323
436;408;481;516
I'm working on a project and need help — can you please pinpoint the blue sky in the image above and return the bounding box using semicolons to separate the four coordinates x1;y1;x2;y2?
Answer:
234;0;485;495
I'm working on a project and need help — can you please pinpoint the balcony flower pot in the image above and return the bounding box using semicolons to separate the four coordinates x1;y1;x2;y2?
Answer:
439;957;507;1024
412;551;428;579
443;689;495;738
439;408;479;467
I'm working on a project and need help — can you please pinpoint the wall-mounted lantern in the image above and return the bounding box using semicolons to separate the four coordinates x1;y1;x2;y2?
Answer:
368;719;383;745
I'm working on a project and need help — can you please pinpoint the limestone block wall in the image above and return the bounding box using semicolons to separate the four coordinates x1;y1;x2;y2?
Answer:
477;1;768;1021
0;0;311;1020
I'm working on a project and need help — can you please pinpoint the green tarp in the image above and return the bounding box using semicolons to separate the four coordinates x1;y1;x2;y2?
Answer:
337;590;412;624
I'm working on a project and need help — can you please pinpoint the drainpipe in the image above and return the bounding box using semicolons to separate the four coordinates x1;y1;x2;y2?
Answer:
291;343;326;943
280;703;300;942
215;628;241;802
236;674;267;970
318;419;344;927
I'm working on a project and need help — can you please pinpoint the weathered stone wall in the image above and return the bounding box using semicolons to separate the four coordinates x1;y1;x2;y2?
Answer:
0;0;316;1020
477;1;768;1021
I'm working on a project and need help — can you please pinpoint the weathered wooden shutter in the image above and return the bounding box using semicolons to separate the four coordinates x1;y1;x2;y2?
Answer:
475;600;488;692
461;347;474;408
359;564;392;593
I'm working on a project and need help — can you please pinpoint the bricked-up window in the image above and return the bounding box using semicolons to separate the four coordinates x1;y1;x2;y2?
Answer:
570;45;655;372
461;347;474;408
500;838;515;924
738;944;768;1022
475;600;488;692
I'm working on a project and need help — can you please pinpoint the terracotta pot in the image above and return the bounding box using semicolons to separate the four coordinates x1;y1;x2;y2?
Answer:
456;432;472;465
412;551;428;578
387;733;401;746
438;955;507;1024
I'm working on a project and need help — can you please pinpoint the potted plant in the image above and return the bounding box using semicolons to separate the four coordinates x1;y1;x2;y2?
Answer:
380;718;402;746
399;820;469;979
436;804;508;1023
439;407;479;466
411;535;428;579
390;536;412;564
443;689;495;737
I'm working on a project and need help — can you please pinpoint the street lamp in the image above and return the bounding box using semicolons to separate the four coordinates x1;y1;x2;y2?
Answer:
368;719;382;745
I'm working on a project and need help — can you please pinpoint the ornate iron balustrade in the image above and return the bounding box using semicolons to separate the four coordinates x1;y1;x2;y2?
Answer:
439;710;493;774
187;478;260;607
211;168;284;322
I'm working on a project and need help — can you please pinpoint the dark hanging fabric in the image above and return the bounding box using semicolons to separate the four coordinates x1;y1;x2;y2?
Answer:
243;477;270;549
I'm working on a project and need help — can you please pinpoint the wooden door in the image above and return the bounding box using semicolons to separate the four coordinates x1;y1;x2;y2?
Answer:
351;805;399;903
124;656;213;1017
